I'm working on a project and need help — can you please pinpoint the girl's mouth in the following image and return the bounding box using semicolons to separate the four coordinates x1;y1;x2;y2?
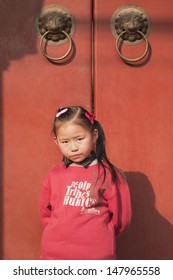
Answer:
70;154;82;161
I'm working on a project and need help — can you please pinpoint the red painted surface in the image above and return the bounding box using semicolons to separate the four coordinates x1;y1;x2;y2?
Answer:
1;0;92;259
1;0;173;260
94;0;173;259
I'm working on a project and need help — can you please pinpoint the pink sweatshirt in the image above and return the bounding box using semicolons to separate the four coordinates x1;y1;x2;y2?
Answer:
39;162;131;260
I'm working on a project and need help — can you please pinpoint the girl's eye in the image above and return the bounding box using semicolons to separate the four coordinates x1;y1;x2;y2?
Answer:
62;141;68;144
77;138;83;142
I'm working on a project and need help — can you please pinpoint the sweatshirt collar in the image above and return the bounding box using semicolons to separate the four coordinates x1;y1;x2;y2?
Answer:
63;151;97;168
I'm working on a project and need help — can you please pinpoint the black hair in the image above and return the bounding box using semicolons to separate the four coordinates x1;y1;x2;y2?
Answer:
53;106;118;184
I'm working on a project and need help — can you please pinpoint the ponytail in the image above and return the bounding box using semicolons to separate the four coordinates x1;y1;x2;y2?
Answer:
94;120;117;184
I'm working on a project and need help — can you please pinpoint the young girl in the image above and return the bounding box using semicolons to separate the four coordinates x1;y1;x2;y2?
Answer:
39;106;131;260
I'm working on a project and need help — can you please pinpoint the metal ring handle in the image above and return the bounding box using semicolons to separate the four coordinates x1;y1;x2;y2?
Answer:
40;30;72;61
116;30;149;62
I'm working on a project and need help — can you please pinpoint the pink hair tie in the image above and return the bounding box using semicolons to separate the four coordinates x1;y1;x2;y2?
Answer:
56;108;68;118
85;112;96;124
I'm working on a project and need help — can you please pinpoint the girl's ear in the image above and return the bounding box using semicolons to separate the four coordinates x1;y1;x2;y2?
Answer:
93;129;98;143
54;136;59;146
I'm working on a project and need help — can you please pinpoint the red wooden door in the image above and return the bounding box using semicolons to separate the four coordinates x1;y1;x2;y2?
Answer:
94;0;173;259
1;0;173;260
1;0;92;259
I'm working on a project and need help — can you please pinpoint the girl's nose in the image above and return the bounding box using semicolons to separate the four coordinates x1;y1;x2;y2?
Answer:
70;143;79;152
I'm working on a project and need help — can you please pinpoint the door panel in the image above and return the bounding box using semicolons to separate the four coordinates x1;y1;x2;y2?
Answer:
1;0;173;260
1;0;92;259
94;0;173;259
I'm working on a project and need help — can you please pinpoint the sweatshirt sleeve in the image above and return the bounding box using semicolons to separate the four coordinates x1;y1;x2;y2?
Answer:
39;174;52;227
103;168;132;237
115;170;132;237
102;170;119;228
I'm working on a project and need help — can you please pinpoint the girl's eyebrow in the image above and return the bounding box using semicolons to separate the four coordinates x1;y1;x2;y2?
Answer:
58;137;69;141
75;135;84;138
58;134;85;140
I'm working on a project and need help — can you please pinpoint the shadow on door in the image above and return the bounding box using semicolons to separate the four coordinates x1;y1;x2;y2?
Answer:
0;0;44;259
117;172;173;259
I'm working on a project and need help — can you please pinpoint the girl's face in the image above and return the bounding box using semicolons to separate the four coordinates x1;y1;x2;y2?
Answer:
55;123;98;163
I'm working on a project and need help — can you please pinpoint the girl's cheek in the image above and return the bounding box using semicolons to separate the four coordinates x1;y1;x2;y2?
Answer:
58;144;67;152
61;145;67;150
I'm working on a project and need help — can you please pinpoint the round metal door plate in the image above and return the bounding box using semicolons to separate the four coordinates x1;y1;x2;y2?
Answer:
35;4;75;45
110;5;151;45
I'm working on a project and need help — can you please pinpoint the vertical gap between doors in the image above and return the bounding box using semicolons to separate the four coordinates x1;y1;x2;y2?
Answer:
91;0;95;113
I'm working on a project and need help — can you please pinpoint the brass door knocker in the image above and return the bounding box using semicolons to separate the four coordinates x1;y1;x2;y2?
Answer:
36;5;75;63
110;5;151;63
